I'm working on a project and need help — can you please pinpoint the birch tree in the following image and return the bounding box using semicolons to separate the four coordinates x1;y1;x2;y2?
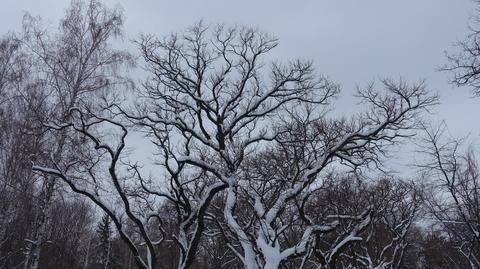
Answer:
0;33;40;269
22;0;132;268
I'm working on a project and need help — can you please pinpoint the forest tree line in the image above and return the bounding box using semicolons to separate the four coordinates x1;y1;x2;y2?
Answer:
0;0;479;268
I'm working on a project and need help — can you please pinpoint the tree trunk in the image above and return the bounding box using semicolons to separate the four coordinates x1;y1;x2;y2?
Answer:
24;176;55;269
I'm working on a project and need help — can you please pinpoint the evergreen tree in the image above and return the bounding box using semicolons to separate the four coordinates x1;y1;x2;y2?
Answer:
96;214;112;269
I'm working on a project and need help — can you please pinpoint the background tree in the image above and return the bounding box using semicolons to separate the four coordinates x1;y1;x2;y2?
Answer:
0;33;41;269
97;214;113;269
419;125;480;268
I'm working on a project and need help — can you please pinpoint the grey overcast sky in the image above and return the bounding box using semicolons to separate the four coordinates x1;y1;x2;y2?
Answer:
1;0;479;162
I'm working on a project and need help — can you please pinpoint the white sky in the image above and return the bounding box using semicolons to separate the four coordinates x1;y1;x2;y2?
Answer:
1;0;479;173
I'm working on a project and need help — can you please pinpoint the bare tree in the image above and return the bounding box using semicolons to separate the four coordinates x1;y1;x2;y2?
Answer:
0;32;47;269
187;173;424;269
419;228;473;269
37;199;94;269
420;124;480;268
443;1;480;96
339;178;423;269
32;104;226;269
0;34;26;96
20;0;132;268
130;23;435;268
